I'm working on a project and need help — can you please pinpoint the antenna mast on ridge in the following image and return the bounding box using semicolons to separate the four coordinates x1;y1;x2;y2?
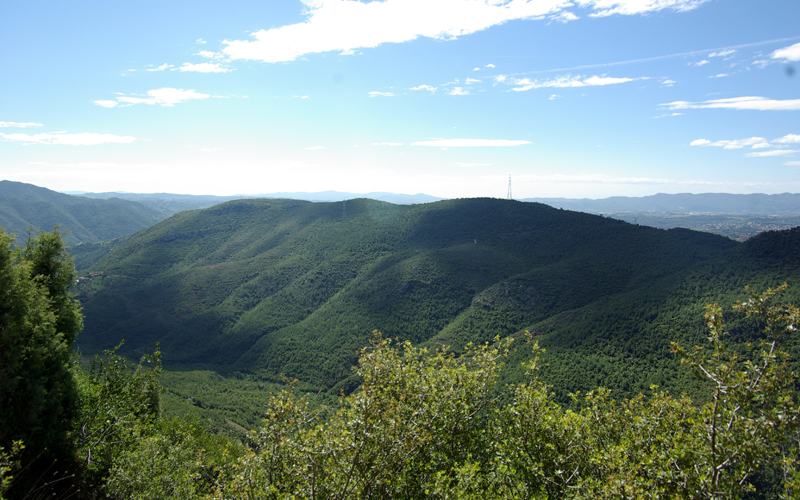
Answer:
507;174;512;200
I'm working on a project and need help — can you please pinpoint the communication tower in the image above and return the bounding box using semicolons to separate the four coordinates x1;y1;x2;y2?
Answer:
507;174;512;200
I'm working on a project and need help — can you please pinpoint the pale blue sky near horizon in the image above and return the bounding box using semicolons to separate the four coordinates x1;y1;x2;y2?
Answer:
1;0;799;199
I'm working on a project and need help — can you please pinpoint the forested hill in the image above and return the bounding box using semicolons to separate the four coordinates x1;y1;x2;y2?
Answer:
77;197;800;401
0;180;165;245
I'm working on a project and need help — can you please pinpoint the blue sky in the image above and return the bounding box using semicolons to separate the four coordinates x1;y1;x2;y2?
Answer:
1;0;799;199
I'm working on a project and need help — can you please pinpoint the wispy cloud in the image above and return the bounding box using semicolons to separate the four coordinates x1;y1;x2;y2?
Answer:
690;137;769;149
0;131;136;145
485;63;495;68
689;59;709;66
368;91;394;97
744;149;798;158
197;51;224;59
785;161;800;167
95;88;213;107
177;62;232;73
550;11;578;23
708;73;729;78
146;63;173;72
508;74;636;91
709;49;735;57
772;42;800;62
448;87;470;95
0;121;43;128
372;142;403;146
410;85;436;92
412;139;530;147
221;0;709;63
664;96;800;111
465;77;482;84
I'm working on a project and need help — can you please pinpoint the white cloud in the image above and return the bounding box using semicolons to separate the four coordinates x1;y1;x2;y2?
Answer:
0;121;43;128
146;63;173;71
690;136;768;149
774;134;800;144
509;74;635;91
196;38;207;44
448;87;470;95
222;0;709;63
576;0;708;17
661;78;676;87
304;146;325;150
472;67;480;71
368;91;394;97
548;94;558;100
412;138;530;147
464;78;482;84
744;149;798;157
293;95;310;99
197;51;224;59
372;142;403;146
709;73;729;78
550;11;578;22
664;96;800;111
690;60;709;66
93;100;118;108
772;42;800;62
410;84;436;92
0;132;136;145
485;63;495;68
709;49;735;57
177;62;232;73
784;161;800;167
99;88;212;107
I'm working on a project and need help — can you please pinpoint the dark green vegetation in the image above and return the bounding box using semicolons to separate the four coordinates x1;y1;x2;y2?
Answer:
76;198;800;410
0;181;166;246
2;225;799;499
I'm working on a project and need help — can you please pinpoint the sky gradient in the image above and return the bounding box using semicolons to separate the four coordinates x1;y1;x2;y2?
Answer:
2;0;799;199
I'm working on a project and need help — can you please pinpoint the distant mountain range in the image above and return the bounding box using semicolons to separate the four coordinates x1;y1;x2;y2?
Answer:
0;180;165;245
524;193;800;215
75;190;443;214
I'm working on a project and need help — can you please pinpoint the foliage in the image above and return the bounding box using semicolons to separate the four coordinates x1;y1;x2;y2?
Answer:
0;442;23;500
103;416;240;500
75;343;162;492
209;286;798;499
218;334;511;499
0;227;83;485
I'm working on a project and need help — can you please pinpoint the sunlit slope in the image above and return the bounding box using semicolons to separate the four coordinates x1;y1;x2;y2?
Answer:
79;197;797;394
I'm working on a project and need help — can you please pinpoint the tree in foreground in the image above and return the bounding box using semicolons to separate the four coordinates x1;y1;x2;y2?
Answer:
0;228;83;496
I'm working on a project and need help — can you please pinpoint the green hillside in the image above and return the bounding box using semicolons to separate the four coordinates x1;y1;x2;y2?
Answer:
77;197;800;402
0;180;165;245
